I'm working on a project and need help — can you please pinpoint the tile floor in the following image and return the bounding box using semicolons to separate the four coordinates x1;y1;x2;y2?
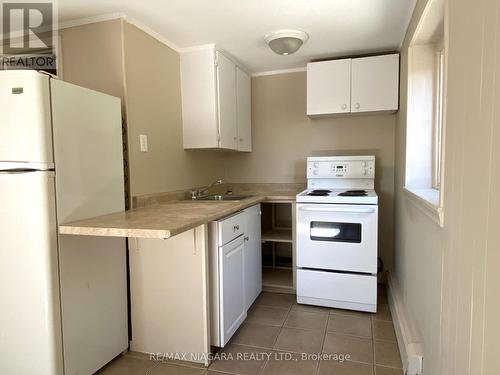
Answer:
97;287;402;375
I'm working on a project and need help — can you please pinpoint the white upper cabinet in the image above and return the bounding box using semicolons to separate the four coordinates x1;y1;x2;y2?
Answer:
351;54;399;113
216;52;238;149
236;67;252;152
307;59;351;116
181;47;252;151
307;53;399;117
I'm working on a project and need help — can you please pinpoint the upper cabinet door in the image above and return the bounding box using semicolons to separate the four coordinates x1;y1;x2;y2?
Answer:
236;67;251;152
351;54;399;113
216;52;237;150
307;59;351;116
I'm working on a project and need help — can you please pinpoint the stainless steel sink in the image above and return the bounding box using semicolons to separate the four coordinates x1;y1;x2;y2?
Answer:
192;194;251;201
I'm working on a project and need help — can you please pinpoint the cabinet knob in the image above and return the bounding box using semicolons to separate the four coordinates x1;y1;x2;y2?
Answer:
354;103;360;110
233;225;239;231
244;236;249;241
341;104;347;110
239;138;243;142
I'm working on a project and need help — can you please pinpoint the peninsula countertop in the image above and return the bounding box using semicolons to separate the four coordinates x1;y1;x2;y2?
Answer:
58;193;296;240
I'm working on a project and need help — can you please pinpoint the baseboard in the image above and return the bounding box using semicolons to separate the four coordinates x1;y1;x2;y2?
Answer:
387;272;424;375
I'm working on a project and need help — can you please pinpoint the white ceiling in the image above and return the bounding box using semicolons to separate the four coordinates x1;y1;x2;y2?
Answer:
58;0;416;74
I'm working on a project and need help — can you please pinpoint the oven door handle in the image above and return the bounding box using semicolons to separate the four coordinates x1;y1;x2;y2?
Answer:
299;206;376;214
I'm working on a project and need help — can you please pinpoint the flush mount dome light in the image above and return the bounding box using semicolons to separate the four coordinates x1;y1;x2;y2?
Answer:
264;29;309;55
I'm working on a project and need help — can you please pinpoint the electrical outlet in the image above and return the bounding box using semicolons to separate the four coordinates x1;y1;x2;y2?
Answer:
140;134;148;152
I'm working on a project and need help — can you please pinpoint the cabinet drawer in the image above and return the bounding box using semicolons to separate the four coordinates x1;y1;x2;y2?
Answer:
297;269;377;306
218;211;245;245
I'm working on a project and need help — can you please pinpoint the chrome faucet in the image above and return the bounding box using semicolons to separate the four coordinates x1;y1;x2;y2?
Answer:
191;179;224;199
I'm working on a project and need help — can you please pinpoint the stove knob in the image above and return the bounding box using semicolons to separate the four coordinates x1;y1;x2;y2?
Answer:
362;169;367;175
313;169;318;175
313;162;319;168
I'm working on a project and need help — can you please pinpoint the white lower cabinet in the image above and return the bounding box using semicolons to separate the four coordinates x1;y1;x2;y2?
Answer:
209;204;262;347
243;204;262;310
219;236;246;346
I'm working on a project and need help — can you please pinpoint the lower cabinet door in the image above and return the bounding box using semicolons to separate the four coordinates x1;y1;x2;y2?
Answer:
243;204;262;310
219;235;246;346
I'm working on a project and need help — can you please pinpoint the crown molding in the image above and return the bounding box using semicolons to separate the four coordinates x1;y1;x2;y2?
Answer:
58;13;180;51
252;67;306;77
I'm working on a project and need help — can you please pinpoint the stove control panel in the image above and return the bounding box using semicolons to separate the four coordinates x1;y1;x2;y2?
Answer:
307;157;375;179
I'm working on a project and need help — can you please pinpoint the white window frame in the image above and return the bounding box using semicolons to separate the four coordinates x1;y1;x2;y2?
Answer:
432;47;445;190
404;0;446;227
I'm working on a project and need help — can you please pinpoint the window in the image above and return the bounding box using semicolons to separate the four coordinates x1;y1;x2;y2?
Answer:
404;0;445;226
433;49;445;189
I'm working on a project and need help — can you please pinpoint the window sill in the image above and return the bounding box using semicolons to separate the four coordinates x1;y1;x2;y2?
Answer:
404;187;444;227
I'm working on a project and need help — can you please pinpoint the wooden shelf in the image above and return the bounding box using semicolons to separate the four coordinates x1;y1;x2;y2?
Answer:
262;228;292;243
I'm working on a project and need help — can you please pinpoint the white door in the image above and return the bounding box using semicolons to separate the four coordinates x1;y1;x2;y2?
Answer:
0;70;53;167
0;171;63;375
51;80;128;374
307;59;351;116
216;52;237;150
351;54;399;113
236;67;252;152
243;204;262;310
219;236;246;346
296;203;378;274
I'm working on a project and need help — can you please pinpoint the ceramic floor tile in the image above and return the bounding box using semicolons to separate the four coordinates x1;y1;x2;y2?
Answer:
375;365;404;375
291;303;331;317
124;351;152;360
261;351;318;375
318;359;373;375
323;333;373;364
283;309;328;331
374;340;402;368
231;322;281;349
274;327;324;354
327;313;372;338
97;355;158;375
374;304;392;321
150;363;205;375
208;344;271;375
246;305;289;326
255;292;296;309
124;351;205;369
373;320;397;342
328;308;373;319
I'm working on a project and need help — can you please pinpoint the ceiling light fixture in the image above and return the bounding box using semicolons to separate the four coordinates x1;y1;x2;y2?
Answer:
264;29;309;56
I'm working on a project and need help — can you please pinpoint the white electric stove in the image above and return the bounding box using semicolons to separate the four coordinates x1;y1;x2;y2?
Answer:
296;155;379;313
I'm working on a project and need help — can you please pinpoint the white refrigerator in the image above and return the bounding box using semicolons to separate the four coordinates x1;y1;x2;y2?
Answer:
0;70;128;375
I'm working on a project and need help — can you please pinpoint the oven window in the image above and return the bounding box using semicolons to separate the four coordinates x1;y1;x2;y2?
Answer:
310;221;362;243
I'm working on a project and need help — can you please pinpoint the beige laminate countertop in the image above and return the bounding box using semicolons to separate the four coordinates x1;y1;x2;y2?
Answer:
59;194;295;239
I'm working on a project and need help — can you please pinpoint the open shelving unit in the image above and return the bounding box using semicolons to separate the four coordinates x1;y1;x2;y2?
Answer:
262;228;292;243
261;201;296;293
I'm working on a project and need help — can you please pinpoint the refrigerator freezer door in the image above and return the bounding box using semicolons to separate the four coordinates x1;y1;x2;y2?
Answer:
0;171;63;375
0;71;53;166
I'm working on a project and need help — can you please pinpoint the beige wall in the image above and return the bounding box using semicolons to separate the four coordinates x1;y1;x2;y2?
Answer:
226;72;397;268
59;20;125;105
60;20;226;198
394;0;500;374
121;22;226;197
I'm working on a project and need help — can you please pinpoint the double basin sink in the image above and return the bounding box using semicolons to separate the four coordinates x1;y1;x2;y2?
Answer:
192;194;251;201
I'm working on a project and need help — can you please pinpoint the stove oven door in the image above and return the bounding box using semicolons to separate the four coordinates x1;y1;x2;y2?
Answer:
296;203;378;274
